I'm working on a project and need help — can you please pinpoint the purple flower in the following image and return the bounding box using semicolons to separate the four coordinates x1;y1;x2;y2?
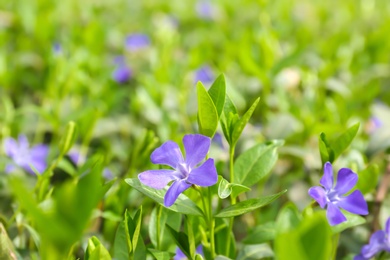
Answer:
3;135;48;175
196;1;215;19
138;134;218;207
194;65;214;85
125;33;150;51
354;217;390;260
308;162;368;226
112;56;132;84
174;245;204;260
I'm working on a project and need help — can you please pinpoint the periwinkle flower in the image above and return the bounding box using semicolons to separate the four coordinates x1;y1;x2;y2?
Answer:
196;1;215;19
354;217;390;260
3;135;48;175
194;65;214;85
174;245;204;260
112;56;132;84
308;162;368;226
138;134;218;207
125;33;150;51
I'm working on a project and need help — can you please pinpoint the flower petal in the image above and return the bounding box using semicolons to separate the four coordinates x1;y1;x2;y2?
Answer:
187;158;217;187
18;134;29;149
5;164;16;173
320;162;334;190
164;180;191;207
334;168;358;195
361;230;387;259
337;190;368;215
174;247;186;260
26;160;47;174
308;186;327;208
151;141;184;168
326;202;346;226
3;137;18;157
183;134;211;168
30;144;49;160
386;217;390;245
353;254;368;260
138;169;177;189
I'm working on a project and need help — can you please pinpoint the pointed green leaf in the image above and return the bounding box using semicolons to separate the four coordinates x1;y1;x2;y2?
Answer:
113;221;130;259
58;121;77;156
215;190;287;218
276;203;301;234
125;178;204;216
166;225;191;259
148;249;173;260
208;74;226;118
131;207;143;252
218;177;232;199
243;222;276;244
0;223;19;260
330;122;360;161
197;82;219;137
234;140;284;187
231;97;260;146
86;236;111;260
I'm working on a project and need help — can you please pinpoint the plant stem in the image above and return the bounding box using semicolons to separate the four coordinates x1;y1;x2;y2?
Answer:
156;204;162;250
226;145;236;257
208;187;215;259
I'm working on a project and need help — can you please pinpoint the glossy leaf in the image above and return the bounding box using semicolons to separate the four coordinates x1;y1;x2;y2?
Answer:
85;236;111;260
197;82;219;137
166;225;191;259
215;190;287;218
330;122;360;161
234;140;284;187
125;178;203;216
208;74;226;118
231;97;260;146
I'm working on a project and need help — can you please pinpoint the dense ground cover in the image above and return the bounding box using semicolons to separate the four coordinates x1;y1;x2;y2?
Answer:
1;0;390;259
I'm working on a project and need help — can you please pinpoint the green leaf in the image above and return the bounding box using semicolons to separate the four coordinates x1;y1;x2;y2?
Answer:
356;164;379;195
231;97;260;146
218;177;232;199
113;221;130;259
275;212;332;260
214;218;235;257
330;122;360;161
215;190;287;218
131;207;143;252
125;178;204;216
208;74;226;118
86;236;111;260
276;203;301;234
319;133;334;164
236;244;274;260
218;176;251;199
331;211;366;234
166;225;191;259
242;222;276;244
234;140;284;187
58;121;77;156
0;223;19;260
197;82;219;137
148;249;173;260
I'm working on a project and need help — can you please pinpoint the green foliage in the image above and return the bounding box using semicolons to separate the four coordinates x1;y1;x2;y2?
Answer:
197;82;219;138
234;140;284;187
125;178;204;216
214;190;287;218
85;236;111;260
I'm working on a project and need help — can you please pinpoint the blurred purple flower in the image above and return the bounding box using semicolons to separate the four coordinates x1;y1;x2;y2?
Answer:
174;245;204;260
308;162;368;226
194;65;214;85
52;43;63;55
196;1;214;19
125;33;150;51
3;135;48;175
103;168;114;180
112;56;132;84
354;217;390;260
68;149;85;166
212;132;225;149
138;134;218;207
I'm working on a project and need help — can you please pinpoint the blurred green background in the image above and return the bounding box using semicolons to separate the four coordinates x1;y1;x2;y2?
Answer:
1;0;390;258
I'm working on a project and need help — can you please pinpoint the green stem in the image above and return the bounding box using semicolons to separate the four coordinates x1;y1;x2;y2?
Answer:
208;187;215;259
226;145;236;257
331;233;340;260
156;204;162;250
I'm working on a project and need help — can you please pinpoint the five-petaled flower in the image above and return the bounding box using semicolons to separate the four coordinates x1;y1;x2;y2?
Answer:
354;217;390;260
3;134;49;175
138;134;218;207
308;162;368;226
